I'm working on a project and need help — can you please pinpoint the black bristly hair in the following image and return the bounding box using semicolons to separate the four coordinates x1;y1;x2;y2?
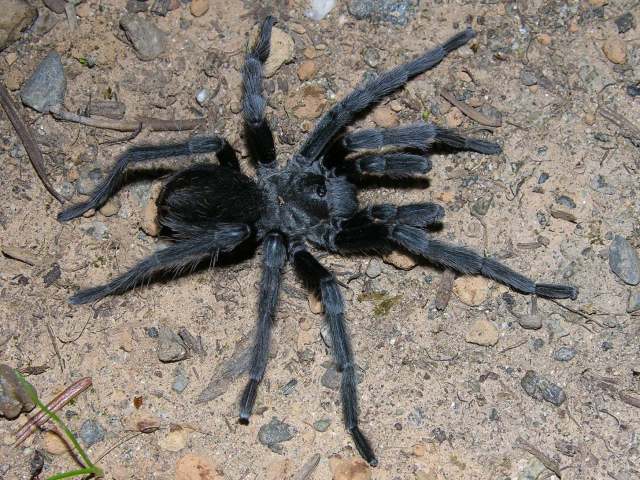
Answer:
58;17;578;466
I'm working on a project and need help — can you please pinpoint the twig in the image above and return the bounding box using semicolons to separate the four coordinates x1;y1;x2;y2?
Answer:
499;339;527;354
94;432;142;463
14;377;92;446
619;391;640;409
49;106;206;132
440;89;502;127
1;245;45;266
0;83;65;203
294;453;321;480
598;106;640;143
515;437;562;479
46;322;64;373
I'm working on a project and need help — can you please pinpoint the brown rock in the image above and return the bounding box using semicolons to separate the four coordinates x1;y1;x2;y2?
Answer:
308;292;323;314
99;197;120;217
140;181;164;236
602;37;626;64
290;85;326;119
251;26;293;77
1;0;37;52
383;250;417;270
158;425;189;452
445;107;464;127
190;0;209;17
537;33;552;46
453;276;489;306
176;453;223;480
372;106;399;128
465;319;499;346
297;60;317;81
329;456;371;480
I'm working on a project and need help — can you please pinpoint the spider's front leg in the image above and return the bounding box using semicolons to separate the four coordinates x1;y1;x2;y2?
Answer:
291;244;378;466
69;223;251;304
322;204;577;300
58;136;238;221
239;232;286;422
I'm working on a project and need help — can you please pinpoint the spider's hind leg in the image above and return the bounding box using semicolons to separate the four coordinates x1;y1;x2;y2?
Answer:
58;136;237;222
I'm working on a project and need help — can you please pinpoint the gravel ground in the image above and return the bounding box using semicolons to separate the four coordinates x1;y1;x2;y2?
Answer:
1;1;639;479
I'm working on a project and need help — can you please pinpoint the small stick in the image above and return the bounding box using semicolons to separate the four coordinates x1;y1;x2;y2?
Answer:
434;269;455;311
46;323;64;373
440;90;502;127
0;83;65;203
294;453;321;480
49;106;206;132
1;245;43;266
14;377;93;446
515;437;562;479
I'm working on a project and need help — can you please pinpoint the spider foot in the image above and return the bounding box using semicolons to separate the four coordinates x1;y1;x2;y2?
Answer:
239;378;259;424
350;426;378;467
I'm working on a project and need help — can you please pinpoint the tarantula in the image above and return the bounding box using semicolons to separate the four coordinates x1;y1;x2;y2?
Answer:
58;17;578;466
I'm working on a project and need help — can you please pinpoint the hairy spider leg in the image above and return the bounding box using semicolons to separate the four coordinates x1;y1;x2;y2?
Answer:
58;136;237;221
299;28;477;162
242;16;277;167
292;246;378;466
68;224;251;305
326;211;577;300
239;232;286;422
342;122;501;155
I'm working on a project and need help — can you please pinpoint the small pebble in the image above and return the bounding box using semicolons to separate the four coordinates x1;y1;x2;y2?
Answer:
120;14;167;61
126;0;149;13
99;197;120;217
190;0;209;17
537;33;552;46
471;195;493;216
553;346;576;362
454;276;490;306
465;319;498;346
76;168;102;195
627;290;640;313
556;195;576;209
347;0;418;26
313;419;331;432
538;172;549;184
157;326;188;363
0;364;35;420
321;364;362;390
43;0;66;14
43;431;68;455
445;107;464;127
520;69;537;86
609;235;640;285
308;292;323;314
195;88;210;106
601;340;613;351
320;323;333;348
518;314;542;330
172;365;189;393
79;419;105;447
43;263;61;287
297;60;317;81
615;13;635;34
280;379;297;396
306;0;336;21
520;370;566;406
0;0;37;51
21;51;66;113
365;259;382;278
158;427;189;452
260;26;294;77
382;250;417;270
602;37;626;64
258;417;296;447
627;83;640;97
362;47;380;68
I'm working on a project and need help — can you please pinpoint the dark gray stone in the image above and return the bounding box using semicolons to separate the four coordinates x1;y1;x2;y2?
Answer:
258;417;296;447
126;0;149;13
556;195;576;209
120;14;167;61
313;419;331;432
615;13;635;34
471;194;493;216
609;235;640;285
76;168;102;195
347;0;419;26
521;370;566;406
553;346;576;362
320;364;363;390
87;100;126;120
627;290;640;313
362;47;381;68
43;0;66;14
21;52;66;113
171;365;189;393
157;326;187;362
365;259;382;278
79;419;105;447
628;83;640;98
520;69;537;86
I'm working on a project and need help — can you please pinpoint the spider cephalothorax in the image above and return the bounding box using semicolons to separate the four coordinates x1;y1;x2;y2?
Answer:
58;17;578;466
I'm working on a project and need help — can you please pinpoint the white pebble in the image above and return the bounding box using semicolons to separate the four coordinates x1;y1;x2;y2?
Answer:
305;0;336;21
195;88;210;106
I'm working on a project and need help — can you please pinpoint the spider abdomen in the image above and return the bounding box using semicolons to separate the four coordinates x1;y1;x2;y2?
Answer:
157;164;263;239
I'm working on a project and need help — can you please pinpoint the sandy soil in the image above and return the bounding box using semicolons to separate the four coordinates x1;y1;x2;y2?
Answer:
1;1;639;479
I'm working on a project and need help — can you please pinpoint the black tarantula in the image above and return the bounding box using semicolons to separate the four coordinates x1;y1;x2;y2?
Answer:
58;17;578;466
